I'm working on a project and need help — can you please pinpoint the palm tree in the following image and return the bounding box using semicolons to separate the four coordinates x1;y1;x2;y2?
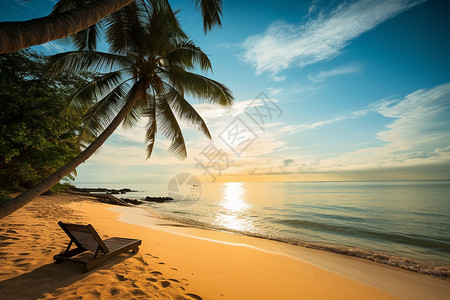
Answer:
0;1;232;219
0;0;222;54
0;0;134;54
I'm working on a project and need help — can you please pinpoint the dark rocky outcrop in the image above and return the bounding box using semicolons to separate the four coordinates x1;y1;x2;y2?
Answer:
69;187;135;194
143;196;173;203
121;198;144;205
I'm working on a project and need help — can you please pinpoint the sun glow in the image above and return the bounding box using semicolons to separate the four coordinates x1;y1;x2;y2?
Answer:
213;182;253;231
221;182;249;212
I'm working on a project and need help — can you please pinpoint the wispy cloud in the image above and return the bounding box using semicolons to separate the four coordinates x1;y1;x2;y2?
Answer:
373;83;450;152
272;75;286;82
280;115;347;133
306;83;450;170
216;83;450;179
306;0;319;18
267;87;283;95
280;107;369;134
308;64;361;82
241;0;425;75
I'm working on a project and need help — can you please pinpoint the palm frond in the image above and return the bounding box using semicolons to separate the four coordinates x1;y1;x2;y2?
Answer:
66;70;127;118
194;0;223;33
165;40;212;72
121;79;147;129
162;82;211;139
123;105;142;129
156;94;187;159
150;0;186;40
105;2;147;55
48;50;131;75
142;93;157;158
70;23;102;51
51;0;105;50
79;80;131;143
163;67;233;106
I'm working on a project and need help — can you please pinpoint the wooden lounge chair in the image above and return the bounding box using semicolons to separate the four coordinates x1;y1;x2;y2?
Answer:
54;221;142;272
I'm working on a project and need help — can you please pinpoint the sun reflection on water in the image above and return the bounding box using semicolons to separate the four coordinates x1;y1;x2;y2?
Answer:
214;182;253;231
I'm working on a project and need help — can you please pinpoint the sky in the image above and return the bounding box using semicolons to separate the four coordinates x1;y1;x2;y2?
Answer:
2;0;450;184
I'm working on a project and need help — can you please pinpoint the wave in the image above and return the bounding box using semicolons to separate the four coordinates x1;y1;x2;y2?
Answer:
275;219;450;252
141;207;450;279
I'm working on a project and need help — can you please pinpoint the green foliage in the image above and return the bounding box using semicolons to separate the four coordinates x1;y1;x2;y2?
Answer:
48;182;75;194
0;190;11;204
0;49;88;189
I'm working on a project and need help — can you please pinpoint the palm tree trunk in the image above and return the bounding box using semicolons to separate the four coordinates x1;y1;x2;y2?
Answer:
0;0;135;54
0;94;138;219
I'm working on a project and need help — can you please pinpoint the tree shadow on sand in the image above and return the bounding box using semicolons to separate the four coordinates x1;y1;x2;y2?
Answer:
0;253;135;299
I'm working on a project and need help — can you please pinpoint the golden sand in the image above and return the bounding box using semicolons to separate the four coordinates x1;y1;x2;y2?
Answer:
0;194;448;299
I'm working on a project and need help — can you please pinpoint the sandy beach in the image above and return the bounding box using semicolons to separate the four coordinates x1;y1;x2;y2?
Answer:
0;194;448;299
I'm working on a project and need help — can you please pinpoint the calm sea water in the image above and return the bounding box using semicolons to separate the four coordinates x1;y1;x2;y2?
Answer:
74;180;450;274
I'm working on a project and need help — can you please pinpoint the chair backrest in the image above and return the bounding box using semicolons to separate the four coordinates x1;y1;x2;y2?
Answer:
58;221;109;253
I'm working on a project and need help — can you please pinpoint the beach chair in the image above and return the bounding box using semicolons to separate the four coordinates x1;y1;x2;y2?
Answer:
54;221;142;272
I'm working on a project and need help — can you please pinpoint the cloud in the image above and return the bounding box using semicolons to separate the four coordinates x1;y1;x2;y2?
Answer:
317;83;450;168
280;115;349;133
241;0;425;75
283;159;294;167
306;0;319;17
308;65;361;82
216;83;450;179
267;87;283;95
374;83;450;152
272;75;286;82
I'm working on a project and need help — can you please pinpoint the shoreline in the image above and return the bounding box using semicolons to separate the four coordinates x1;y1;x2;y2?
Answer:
135;205;450;279
72;180;450;277
108;201;450;299
1;193;449;299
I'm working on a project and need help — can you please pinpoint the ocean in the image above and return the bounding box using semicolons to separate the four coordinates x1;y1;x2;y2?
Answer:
74;180;450;276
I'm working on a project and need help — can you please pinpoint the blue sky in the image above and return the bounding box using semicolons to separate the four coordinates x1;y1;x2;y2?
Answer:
2;0;450;183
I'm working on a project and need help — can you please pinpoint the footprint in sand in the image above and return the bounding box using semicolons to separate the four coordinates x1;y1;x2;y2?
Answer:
116;274;127;281
13;258;25;263
146;277;157;282
16;263;30;268
170;268;178;271
168;279;179;283
185;293;203;300
0;235;19;241
160;281;171;288
158;262;165;265
18;253;30;256
131;289;146;296
110;288;119;296
150;271;162;276
133;256;148;266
